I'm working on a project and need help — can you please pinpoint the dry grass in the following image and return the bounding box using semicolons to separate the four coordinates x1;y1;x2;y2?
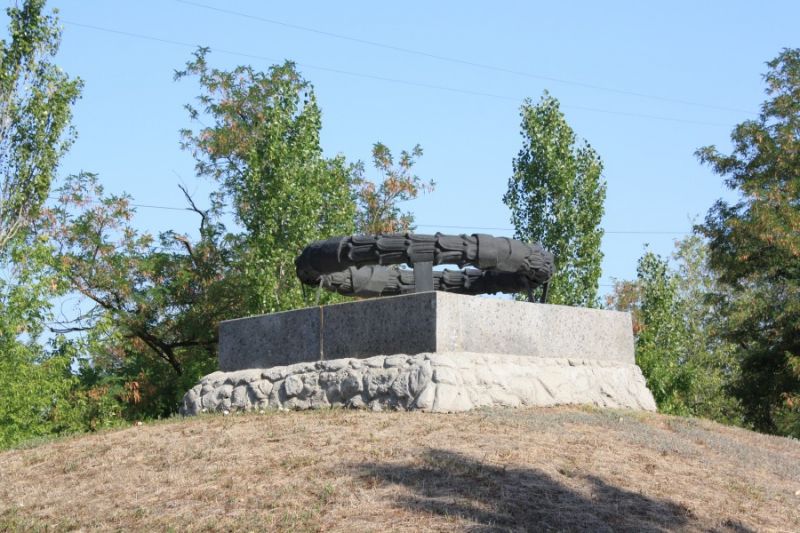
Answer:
1;406;799;532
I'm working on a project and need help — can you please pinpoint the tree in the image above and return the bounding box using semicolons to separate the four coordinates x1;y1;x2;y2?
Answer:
697;48;800;436
0;238;75;448
44;52;434;421
671;235;742;425
0;1;99;448
0;0;81;249
608;238;743;423
47;172;241;419
353;143;434;234
631;251;693;414
176;49;356;315
503;92;606;306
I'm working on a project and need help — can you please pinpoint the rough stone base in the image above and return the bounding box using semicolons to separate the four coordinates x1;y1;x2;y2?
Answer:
180;352;656;415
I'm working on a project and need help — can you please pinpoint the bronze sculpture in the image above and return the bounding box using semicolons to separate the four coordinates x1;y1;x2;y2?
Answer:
295;233;554;301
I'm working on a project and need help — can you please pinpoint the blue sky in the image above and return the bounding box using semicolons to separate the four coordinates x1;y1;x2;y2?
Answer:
19;1;800;295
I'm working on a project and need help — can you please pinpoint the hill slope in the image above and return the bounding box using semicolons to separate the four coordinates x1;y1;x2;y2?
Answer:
1;407;798;531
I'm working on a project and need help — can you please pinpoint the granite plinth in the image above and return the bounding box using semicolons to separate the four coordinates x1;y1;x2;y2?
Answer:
218;292;635;372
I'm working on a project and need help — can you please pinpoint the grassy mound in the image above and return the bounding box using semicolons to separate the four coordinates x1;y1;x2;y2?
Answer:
1;407;798;531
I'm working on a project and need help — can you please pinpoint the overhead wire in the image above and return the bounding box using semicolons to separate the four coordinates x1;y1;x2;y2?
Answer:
174;0;755;116
46;194;681;289
48;193;691;234
58;16;700;288
63;20;734;128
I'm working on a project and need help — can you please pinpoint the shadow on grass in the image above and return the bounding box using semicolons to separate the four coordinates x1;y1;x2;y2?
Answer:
353;448;753;532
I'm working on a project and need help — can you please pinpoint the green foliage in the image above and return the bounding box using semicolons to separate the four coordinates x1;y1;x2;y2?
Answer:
504;92;606;307
47;172;237;419
0;0;81;249
0;237;125;449
0;1;116;449
353;143;434;234
608;237;743;425
633;251;694;414
0;14;437;439
671;236;743;425
697;48;800;437
176;49;356;315
0;238;66;448
41;51;434;423
0;340;71;449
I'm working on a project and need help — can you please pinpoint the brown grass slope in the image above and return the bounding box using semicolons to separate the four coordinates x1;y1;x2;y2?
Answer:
1;406;799;532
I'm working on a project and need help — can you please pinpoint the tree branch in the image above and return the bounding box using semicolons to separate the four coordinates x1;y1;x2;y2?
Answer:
178;183;208;234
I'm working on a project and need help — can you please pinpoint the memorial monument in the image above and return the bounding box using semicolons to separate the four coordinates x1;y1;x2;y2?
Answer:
181;233;656;415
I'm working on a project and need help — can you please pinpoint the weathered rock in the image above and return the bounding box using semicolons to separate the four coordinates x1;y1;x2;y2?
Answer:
432;366;460;386
340;371;363;398
217;384;233;399
283;375;305;397
251;380;273;400
413;383;437;410
321;359;350;372
363;367;399;397
389;370;412;399
231;385;250;406
408;360;433;397
180;352;657;415
384;354;410;368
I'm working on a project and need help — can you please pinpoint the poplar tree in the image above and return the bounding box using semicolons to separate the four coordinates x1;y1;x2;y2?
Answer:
0;0;81;249
176;49;357;314
503;92;606;306
0;0;87;448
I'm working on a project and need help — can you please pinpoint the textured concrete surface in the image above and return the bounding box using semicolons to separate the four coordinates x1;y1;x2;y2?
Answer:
435;295;634;363
219;307;320;371
322;292;437;360
181;352;657;415
219;293;635;371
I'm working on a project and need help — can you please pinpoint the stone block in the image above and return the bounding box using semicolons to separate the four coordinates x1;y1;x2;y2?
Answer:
219;306;320;371
434;295;634;363
218;292;635;371
322;293;437;359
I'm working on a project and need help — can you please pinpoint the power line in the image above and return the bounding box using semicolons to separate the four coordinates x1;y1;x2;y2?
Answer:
48;194;193;212
63;20;733;128
46;196;669;286
130;202;190;211
49;194;691;234
413;224;689;235
174;0;755;116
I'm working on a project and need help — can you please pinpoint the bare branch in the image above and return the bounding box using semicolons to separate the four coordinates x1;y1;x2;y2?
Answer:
48;324;95;334
173;234;196;265
178;183;208;233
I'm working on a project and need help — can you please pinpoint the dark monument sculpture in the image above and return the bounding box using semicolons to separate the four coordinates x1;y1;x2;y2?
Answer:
182;233;657;416
294;233;554;301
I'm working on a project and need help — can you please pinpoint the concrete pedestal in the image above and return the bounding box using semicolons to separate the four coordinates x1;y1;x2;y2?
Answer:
183;293;656;414
219;292;636;371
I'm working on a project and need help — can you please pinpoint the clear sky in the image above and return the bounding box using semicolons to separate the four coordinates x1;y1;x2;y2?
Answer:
15;1;800;295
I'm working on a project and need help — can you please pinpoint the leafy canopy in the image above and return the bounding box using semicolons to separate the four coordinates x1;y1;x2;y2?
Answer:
46;172;239;418
0;1;119;448
176;48;357;314
353;143;434;234
504;92;606;306
608;238;742;424
0;0;81;249
697;48;800;436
